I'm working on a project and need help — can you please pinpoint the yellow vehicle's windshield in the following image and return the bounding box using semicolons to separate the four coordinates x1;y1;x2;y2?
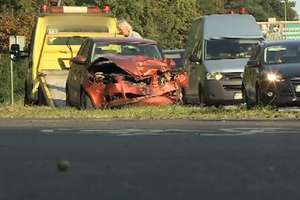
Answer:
47;37;86;45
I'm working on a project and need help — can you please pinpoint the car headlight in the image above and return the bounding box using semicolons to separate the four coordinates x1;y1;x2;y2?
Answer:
206;72;223;81
266;73;283;82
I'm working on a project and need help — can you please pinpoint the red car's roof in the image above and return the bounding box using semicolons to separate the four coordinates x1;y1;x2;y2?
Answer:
90;37;157;44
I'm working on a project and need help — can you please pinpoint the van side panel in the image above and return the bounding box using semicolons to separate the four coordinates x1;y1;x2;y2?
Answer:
29;14;120;103
38;33;119;71
32;15;119;76
184;18;204;101
184;17;202;59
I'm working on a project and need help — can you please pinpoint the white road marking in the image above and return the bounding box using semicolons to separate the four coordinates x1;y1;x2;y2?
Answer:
41;129;55;133
57;128;73;131
80;128;216;136
40;127;296;136
199;128;264;137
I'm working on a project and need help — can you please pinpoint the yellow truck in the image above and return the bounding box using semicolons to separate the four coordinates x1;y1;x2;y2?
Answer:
22;4;121;107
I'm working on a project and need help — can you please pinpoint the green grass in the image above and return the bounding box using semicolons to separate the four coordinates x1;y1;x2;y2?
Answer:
0;103;300;120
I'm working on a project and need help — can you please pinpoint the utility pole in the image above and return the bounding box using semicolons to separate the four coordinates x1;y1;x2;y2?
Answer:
284;0;287;22
10;55;14;105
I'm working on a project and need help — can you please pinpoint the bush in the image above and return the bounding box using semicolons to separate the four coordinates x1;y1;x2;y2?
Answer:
0;55;27;104
0;13;35;52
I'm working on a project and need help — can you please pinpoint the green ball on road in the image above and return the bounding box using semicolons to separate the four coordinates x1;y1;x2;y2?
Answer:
57;160;70;172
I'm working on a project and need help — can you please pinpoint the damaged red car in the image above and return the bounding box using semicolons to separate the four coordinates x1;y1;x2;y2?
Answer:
66;37;188;109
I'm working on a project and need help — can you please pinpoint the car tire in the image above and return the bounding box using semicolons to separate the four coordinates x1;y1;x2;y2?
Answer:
80;90;94;110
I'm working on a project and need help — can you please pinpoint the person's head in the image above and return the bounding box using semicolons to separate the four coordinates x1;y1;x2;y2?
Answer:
117;19;133;37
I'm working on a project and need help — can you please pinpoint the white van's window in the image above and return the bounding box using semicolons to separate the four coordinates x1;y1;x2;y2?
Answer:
205;39;259;60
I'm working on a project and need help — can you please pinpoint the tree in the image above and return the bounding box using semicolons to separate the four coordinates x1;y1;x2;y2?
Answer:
93;0;201;48
224;0;297;21
0;0;298;50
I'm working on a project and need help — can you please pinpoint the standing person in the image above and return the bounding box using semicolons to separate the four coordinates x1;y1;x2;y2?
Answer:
117;19;142;38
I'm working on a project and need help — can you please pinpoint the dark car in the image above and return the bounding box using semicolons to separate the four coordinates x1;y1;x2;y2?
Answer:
162;49;185;71
242;40;300;107
65;37;187;109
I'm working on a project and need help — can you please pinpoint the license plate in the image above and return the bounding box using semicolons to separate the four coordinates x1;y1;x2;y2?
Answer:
296;85;300;93
234;92;243;100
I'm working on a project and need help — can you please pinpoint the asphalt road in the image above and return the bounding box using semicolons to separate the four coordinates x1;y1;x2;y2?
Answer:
1;120;300;200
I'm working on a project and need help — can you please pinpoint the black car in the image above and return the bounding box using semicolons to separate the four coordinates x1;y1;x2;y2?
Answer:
242;40;300;107
162;49;185;71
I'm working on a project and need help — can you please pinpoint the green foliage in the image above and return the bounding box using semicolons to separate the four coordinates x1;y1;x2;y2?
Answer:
0;0;44;14
0;0;297;50
101;0;201;48
199;0;225;15
0;14;35;52
225;0;297;21
0;56;27;104
0;104;299;120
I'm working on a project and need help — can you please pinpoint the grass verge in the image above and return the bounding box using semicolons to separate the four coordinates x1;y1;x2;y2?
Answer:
0;104;300;120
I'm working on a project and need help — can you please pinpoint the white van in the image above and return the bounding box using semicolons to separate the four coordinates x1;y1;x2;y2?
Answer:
184;14;263;106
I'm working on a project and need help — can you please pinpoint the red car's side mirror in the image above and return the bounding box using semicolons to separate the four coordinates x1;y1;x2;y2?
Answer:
71;56;87;65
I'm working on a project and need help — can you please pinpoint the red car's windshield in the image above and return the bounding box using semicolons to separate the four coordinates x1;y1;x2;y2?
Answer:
92;42;163;61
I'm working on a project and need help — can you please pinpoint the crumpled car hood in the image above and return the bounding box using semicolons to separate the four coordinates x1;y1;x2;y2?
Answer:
85;54;187;109
93;54;173;80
